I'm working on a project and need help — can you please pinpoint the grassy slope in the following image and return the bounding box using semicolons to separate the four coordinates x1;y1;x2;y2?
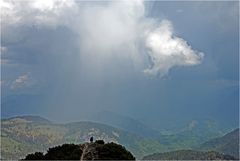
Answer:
142;150;236;160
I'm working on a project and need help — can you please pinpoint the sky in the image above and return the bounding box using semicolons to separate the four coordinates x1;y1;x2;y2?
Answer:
1;0;239;129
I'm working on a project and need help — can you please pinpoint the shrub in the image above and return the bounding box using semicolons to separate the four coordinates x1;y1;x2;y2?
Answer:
95;140;105;144
24;152;45;160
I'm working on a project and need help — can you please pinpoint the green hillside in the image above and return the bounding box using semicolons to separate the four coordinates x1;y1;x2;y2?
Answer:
142;150;236;160
198;128;239;159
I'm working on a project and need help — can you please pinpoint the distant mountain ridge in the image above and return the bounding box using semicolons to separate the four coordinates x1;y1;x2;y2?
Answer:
198;128;239;159
87;110;161;138
2;115;51;123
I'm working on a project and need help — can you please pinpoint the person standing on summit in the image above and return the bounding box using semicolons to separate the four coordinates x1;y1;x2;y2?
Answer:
90;136;93;143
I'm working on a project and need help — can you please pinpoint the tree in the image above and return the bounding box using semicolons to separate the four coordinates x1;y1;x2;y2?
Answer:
24;152;45;160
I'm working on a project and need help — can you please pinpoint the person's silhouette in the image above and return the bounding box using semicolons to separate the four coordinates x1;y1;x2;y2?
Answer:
90;136;93;143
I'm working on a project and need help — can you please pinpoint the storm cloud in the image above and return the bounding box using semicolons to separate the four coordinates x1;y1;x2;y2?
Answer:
1;0;203;77
1;0;238;128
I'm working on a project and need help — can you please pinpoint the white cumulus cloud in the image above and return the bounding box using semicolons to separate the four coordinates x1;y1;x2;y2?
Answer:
10;73;30;90
144;20;204;76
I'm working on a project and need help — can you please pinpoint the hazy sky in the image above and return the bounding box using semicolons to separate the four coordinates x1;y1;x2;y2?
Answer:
1;0;239;129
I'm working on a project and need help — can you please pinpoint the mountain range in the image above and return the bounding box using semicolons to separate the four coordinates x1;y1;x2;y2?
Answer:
1;116;164;159
1;115;239;159
198;128;239;159
143;128;239;160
